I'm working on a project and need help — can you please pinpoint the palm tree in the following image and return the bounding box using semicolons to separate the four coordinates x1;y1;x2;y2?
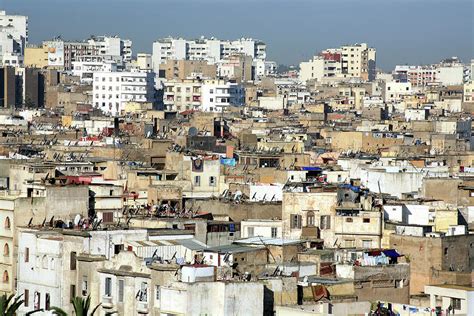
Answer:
51;295;101;316
0;293;24;316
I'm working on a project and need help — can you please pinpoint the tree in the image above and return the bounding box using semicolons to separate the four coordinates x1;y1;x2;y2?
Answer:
51;295;101;316
0;294;24;316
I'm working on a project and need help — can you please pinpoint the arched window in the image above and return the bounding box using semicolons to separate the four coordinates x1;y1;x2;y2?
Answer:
3;271;9;283
3;243;9;257
4;217;10;230
42;255;48;269
307;211;315;227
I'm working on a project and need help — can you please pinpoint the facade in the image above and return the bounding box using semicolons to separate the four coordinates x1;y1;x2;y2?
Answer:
152;37;266;71
92;71;156;116
300;43;376;82
200;79;245;112
72;60;117;84
0;10;28;62
163;78;244;112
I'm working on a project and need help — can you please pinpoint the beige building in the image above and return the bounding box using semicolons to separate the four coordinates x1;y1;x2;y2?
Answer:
159;59;216;81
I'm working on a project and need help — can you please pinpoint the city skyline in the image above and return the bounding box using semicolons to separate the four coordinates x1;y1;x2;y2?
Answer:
2;0;472;70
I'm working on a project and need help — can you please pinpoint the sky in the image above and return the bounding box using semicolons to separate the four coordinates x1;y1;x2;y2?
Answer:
1;0;473;70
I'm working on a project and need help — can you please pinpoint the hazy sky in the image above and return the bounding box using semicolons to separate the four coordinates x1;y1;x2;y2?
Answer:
1;0;472;70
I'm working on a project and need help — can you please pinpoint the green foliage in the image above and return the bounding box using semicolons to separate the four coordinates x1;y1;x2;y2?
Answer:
51;295;101;316
0;294;24;316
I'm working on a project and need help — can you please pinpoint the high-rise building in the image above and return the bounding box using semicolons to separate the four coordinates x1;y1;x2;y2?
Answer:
0;66;17;108
0;10;28;64
92;71;156;116
152;37;266;72
299;43;376;82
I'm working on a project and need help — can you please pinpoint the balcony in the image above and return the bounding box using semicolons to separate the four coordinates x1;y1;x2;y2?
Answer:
101;296;113;309
301;226;320;238
137;301;149;314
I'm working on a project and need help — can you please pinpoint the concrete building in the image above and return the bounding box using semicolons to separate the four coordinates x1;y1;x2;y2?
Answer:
390;234;474;295
200;79;245;112
0;66;17;108
159;59;216;81
241;219;283;238
0;10;28;62
152;37;266;71
92;71;156;116
72;60;117;84
425;284;474;315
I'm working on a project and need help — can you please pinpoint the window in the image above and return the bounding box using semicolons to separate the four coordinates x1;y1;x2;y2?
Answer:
25;248;29;263
320;215;331;230
344;240;355;248
363;218;371;223
70;285;76;301
247;227;254;237
155;285;161;301
24;289;29;307
70;252;77;270
362;240;372;248
138;282;147;302
209;176;216;187
271;227;278;238
103;212;114;223
346;218;353;223
114;244;124;255
105;277;112;297
451;298;461;310
118;279;124;303
4;217;10;229
82;277;88;296
3;243;8;257
45;293;50;310
307;212;315;227
194;176;201;186
34;291;40;310
291;214;302;229
395;279;403;288
444;247;448;255
2;270;8;283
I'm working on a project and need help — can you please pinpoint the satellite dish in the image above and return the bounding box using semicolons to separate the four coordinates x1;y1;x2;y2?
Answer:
188;127;198;137
74;214;81;226
234;190;242;201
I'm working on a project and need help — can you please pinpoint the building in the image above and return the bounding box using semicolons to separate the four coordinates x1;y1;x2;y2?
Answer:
72;60;117;84
0;10;28;62
92;71;156;116
158;59;216;81
425;284;474;315
0;66;17;108
200;79;245;112
299;54;342;83
152;37;266;71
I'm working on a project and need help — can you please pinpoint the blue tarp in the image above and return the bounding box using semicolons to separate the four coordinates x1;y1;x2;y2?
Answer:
301;166;322;171
382;249;401;258
339;183;361;193
220;158;236;167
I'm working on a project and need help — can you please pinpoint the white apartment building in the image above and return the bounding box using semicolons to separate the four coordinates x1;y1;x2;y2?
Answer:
299;43;376;82
92;71;156;116
152;37;266;71
0;10;28;63
394;58;465;87
163;79;202;111
299;55;342;82
383;81;412;102
72;60;117;84
163;78;244;112
60;36;132;70
201;79;245;112
464;81;474;102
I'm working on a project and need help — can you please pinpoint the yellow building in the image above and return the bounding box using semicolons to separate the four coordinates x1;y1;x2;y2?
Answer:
24;45;48;68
